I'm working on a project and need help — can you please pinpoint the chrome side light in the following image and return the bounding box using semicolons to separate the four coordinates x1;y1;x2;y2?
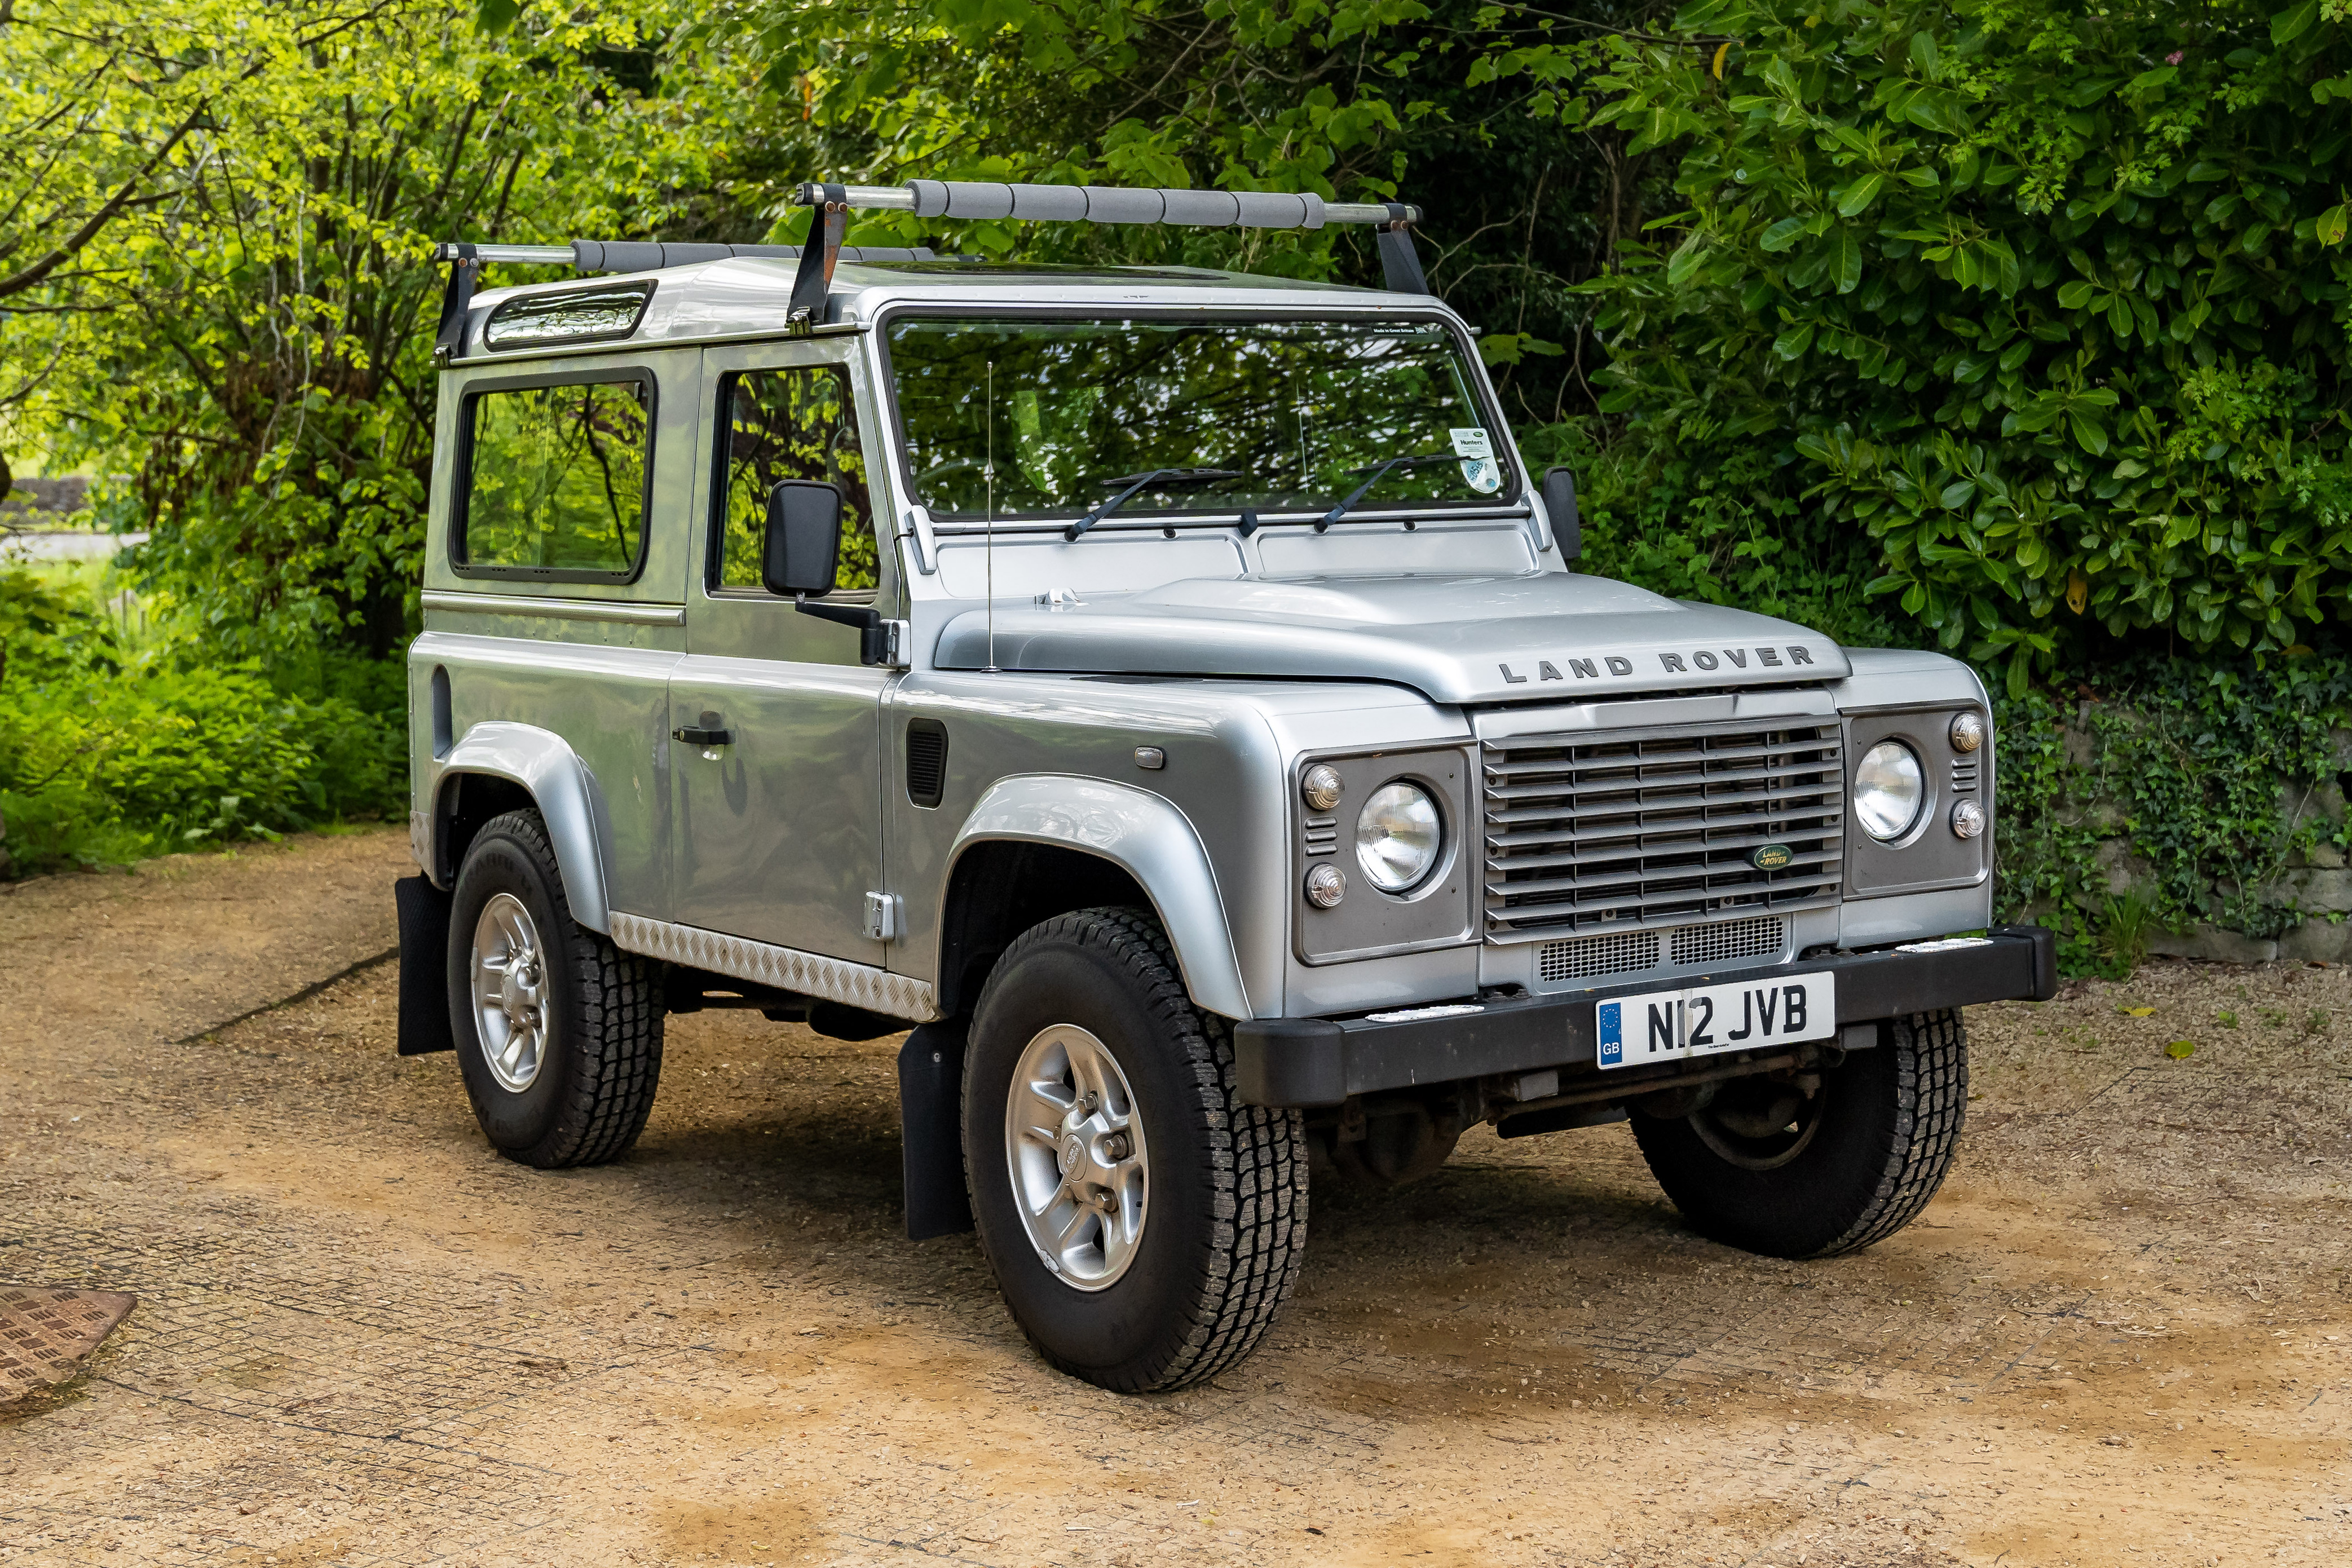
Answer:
1301;764;1343;812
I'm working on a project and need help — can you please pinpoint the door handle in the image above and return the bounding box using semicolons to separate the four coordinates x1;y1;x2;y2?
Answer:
673;710;731;748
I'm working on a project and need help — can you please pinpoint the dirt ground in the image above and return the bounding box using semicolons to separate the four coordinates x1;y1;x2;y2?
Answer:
2;830;2348;1568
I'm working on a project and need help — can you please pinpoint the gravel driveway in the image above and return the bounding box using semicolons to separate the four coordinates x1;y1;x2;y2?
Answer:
2;829;2347;1567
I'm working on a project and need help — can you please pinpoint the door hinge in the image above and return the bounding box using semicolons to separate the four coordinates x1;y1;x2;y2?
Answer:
864;891;902;942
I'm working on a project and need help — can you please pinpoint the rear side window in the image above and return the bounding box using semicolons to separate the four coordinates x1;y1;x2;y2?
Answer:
459;377;652;579
713;365;876;593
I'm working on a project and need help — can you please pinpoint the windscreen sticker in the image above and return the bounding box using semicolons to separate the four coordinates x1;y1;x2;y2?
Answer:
1450;426;1501;493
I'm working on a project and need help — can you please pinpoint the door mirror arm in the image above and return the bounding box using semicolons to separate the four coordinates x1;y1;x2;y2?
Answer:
794;595;891;666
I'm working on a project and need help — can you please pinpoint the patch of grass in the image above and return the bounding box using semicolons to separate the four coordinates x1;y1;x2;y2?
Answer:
2098;887;2164;977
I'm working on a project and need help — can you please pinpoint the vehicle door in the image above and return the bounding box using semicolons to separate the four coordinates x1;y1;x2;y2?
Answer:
668;341;890;964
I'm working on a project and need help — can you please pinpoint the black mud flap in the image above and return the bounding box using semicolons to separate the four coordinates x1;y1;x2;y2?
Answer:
395;875;456;1057
898;1019;973;1240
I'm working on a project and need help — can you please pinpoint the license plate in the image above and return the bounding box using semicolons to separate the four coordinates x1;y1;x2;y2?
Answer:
1596;973;1836;1070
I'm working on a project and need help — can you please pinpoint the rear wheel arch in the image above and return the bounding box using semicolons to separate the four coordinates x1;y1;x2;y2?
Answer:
427;722;613;934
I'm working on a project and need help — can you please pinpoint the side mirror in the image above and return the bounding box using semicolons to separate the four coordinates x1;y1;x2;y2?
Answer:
763;479;842;597
1541;466;1581;560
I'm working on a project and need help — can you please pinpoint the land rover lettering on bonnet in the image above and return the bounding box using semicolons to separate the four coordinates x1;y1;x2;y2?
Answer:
395;178;2055;1394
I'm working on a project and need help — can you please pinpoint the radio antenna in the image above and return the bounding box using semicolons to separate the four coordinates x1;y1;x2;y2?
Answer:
983;359;998;674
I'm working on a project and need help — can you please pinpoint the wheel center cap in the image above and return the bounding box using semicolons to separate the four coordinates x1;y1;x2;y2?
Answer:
1060;1136;1084;1175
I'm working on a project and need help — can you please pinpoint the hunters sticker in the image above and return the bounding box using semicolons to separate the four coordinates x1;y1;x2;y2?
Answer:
1750;843;1795;871
1450;426;1502;493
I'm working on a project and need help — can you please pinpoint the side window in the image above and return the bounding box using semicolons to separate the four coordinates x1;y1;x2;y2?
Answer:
461;378;651;578
714;365;876;593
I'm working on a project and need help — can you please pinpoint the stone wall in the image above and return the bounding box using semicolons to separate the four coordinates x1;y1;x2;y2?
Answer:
0;476;92;523
2058;718;2352;964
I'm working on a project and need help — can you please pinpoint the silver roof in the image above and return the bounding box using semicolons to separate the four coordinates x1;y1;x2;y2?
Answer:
458;255;1432;357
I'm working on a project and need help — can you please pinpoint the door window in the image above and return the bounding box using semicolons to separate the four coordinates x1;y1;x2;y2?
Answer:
459;377;652;579
712;365;876;593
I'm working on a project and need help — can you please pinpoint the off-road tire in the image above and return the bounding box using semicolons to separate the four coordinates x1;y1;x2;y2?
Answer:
1630;1009;1967;1258
963;907;1308;1392
446;809;663;1169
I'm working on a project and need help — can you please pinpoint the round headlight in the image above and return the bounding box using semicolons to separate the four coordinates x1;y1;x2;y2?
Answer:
1355;781;1442;892
1853;740;1925;841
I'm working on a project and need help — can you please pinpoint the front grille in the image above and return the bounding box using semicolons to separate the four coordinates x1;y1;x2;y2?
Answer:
1669;915;1786;966
1538;929;1660;983
1951;757;1980;794
1482;718;1844;939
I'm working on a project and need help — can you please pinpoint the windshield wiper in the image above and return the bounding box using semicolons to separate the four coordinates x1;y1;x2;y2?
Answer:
1065;467;1248;541
1316;452;1462;533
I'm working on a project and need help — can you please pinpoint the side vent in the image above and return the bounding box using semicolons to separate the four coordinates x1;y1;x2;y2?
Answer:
906;718;948;808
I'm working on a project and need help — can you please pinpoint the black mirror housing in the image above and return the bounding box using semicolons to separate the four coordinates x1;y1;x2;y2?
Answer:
1541;466;1581;560
763;479;843;597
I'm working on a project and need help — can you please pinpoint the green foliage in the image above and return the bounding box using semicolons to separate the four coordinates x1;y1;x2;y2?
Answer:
1991;651;2352;966
1577;0;2352;688
0;570;402;877
2099;886;2164;974
718;0;1640;425
1523;418;1922;648
8;0;744;661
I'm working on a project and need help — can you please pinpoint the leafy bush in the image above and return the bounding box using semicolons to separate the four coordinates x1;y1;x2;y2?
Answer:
1579;0;2352;690
0;569;404;877
1524;419;1926;650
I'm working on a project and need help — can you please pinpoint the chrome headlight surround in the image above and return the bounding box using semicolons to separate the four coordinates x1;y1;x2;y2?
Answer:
1841;698;1993;902
1291;748;1474;965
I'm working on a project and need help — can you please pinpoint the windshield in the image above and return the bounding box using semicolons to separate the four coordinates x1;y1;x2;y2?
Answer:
885;317;1511;520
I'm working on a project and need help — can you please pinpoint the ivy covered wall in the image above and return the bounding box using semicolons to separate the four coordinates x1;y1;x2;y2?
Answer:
1993;655;2352;971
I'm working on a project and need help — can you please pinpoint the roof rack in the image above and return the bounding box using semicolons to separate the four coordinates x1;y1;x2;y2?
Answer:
431;179;1428;363
781;181;1427;329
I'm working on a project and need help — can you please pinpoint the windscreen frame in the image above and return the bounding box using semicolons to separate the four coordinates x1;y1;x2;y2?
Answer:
869;304;1528;534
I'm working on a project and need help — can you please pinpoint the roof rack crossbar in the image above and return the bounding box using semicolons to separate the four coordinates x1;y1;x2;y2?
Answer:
788;178;1431;295
789;180;1417;229
429;240;936;273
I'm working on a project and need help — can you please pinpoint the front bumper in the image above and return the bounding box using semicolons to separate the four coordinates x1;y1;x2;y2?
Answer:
1234;924;2056;1107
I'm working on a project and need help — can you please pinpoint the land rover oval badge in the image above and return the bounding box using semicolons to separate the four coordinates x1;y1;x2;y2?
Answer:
1751;843;1795;871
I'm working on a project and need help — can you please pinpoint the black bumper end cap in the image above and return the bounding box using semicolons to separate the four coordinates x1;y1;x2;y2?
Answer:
1233;1017;1346;1107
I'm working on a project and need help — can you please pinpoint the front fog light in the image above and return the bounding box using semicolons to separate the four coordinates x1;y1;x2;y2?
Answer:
1853;740;1925;841
1356;781;1442;892
1951;799;1985;840
1304;864;1347;908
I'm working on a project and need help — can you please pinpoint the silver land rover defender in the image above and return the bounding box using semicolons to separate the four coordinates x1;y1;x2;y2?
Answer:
396;179;2055;1393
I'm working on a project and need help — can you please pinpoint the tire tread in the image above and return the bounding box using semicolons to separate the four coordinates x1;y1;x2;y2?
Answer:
970;907;1307;1392
473;810;663;1169
1807;1008;1967;1257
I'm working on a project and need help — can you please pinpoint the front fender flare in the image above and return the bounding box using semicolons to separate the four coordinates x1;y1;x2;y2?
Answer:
947;775;1254;1021
433;721;614;934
